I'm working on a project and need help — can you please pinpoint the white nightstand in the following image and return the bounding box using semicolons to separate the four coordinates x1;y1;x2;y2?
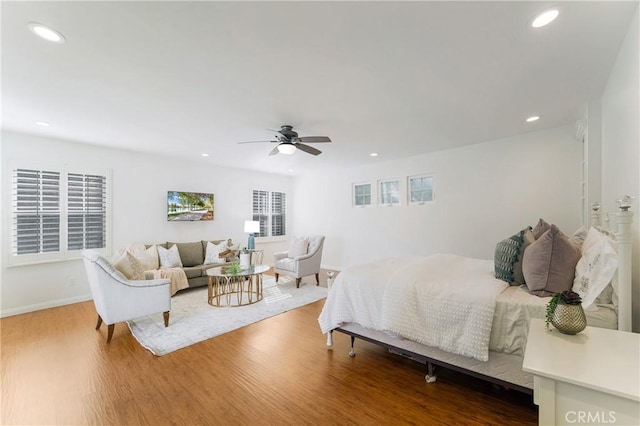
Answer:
523;318;640;426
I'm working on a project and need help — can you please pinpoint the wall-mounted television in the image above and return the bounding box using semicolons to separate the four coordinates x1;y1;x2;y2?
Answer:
167;191;214;221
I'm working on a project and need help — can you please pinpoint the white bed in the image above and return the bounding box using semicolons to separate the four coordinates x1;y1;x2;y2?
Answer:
319;203;633;394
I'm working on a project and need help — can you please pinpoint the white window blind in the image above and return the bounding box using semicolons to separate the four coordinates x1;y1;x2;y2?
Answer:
271;192;286;237
67;173;107;250
11;166;110;264
12;169;61;255
252;190;286;238
252;190;269;237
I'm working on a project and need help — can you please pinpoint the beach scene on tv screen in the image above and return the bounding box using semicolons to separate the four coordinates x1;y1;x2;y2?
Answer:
167;191;214;221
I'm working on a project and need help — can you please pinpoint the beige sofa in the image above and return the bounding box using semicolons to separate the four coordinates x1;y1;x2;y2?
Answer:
145;240;237;289
156;240;238;288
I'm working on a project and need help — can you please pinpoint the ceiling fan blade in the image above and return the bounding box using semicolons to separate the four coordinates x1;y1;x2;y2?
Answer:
295;136;331;143
237;140;277;144
295;143;322;156
268;146;280;156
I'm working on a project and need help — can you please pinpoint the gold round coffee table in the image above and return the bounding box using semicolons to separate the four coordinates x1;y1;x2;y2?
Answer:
206;264;270;307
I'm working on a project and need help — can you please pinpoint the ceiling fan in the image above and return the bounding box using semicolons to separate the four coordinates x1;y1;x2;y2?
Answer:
238;125;331;156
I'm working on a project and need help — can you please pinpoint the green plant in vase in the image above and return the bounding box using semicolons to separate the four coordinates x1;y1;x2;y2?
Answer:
545;290;582;330
225;262;242;275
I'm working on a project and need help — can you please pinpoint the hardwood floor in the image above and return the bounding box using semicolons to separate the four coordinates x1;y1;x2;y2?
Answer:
1;280;537;425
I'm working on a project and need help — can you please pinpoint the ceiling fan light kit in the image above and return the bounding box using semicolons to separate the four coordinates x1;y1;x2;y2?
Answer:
277;143;297;155
238;125;331;156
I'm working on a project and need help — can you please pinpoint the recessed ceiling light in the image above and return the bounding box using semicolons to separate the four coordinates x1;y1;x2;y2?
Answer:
531;9;559;28
370;152;379;157
28;22;66;43
201;153;209;157
526;116;541;123
288;169;294;173
35;121;50;127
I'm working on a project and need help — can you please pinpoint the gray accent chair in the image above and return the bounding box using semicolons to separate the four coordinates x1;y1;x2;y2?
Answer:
274;235;325;288
82;249;171;343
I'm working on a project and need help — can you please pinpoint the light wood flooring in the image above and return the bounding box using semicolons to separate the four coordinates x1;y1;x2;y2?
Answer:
1;277;537;425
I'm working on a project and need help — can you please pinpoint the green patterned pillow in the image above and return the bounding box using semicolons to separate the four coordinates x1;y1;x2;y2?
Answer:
494;230;525;283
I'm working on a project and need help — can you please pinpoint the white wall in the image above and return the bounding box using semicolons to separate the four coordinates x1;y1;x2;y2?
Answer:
292;125;583;270
1;131;291;316
601;8;639;331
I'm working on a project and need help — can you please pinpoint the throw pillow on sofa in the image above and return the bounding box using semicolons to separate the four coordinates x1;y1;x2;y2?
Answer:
113;251;146;280
204;241;229;265
158;244;183;268
130;244;159;271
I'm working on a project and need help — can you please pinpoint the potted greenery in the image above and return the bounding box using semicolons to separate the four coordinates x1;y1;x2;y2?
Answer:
545;290;586;334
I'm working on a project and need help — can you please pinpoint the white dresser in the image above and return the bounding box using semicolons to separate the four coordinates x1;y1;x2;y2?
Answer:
523;318;639;426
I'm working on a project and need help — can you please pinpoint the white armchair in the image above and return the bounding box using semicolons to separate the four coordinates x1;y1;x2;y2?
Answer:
274;235;325;288
82;249;171;343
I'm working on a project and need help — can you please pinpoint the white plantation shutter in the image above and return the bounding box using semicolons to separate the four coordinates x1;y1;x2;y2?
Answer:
67;173;107;250
252;190;287;238
252;190;269;237
271;192;286;237
11;165;110;264
12;169;61;255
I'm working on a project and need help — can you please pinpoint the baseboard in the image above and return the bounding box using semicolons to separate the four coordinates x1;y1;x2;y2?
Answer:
0;294;93;318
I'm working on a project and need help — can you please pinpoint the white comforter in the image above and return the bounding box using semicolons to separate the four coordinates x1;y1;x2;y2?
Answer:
318;254;508;361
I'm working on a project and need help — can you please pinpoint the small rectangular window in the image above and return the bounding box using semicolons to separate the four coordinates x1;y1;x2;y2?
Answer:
379;179;401;206
408;174;434;205
353;182;372;207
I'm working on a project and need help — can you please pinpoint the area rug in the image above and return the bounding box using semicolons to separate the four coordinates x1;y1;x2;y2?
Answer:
127;276;327;356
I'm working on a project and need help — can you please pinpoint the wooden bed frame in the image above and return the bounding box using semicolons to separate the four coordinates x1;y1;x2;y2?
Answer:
326;200;634;394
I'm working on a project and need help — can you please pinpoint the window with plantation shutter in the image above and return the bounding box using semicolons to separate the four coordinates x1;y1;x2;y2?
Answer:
12;169;61;255
252;190;269;237
67;173;107;250
271;192;286;237
252;190;286;238
10;166;111;265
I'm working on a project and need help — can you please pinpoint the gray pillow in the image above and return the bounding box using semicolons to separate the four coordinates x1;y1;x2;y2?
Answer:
531;218;552;239
523;225;581;297
494;231;524;283
511;227;535;285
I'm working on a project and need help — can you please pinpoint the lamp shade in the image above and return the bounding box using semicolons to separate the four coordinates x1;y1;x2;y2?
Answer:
244;220;260;233
277;143;296;155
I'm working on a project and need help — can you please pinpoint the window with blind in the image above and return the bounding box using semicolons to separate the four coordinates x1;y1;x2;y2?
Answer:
12;169;61;255
67;173;107;250
11;167;110;264
252;190;286;238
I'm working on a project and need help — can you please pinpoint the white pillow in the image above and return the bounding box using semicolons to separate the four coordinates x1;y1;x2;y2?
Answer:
128;245;159;271
204;241;228;265
158;244;183;268
112;251;146;280
572;227;618;309
288;238;309;258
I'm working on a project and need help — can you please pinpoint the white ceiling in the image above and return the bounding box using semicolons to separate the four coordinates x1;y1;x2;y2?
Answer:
2;1;637;175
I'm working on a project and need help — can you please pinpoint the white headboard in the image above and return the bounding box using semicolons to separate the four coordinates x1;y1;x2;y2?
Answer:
590;196;634;332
